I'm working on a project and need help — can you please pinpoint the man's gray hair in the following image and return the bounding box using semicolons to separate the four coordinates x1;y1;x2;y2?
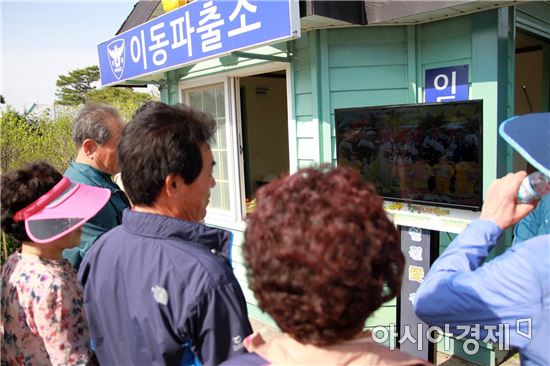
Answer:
72;104;121;148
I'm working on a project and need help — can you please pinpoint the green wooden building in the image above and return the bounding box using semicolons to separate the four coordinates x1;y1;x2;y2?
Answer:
105;1;550;364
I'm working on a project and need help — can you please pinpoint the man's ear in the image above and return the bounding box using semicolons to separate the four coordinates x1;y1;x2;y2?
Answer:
164;174;182;198
82;139;98;159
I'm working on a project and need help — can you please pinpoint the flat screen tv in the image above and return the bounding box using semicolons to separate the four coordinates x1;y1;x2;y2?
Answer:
335;100;483;210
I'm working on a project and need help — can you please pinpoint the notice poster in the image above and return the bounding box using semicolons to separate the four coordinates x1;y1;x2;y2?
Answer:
398;226;438;362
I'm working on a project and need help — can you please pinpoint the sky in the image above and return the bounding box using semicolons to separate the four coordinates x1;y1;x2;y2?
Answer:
1;0;137;112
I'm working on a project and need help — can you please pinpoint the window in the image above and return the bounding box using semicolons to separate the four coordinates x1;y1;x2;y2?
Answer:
181;64;293;228
184;82;240;223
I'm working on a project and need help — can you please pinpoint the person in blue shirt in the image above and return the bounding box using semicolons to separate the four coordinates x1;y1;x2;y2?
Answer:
78;102;252;366
63;104;130;269
414;172;547;365
414;112;550;366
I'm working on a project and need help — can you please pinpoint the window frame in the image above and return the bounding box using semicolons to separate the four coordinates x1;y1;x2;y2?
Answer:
180;62;295;230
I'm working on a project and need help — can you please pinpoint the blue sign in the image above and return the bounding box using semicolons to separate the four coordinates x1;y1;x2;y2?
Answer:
98;0;300;86
425;65;469;103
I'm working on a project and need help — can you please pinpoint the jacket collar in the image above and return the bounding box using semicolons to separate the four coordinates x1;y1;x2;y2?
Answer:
122;209;232;260
67;162;120;193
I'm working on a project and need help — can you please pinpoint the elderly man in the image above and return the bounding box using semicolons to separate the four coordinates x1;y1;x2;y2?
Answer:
63;104;130;269
78;103;252;366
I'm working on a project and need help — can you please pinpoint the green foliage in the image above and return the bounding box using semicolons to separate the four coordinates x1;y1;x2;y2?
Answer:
1;108;30;172
85;87;157;122
1;107;75;261
0;107;75;173
56;65;100;106
55;65;158;120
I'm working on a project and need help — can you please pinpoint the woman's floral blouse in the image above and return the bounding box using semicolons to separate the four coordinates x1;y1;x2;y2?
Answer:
1;252;91;365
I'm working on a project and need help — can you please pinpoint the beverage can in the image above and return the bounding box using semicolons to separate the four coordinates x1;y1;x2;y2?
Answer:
517;172;550;203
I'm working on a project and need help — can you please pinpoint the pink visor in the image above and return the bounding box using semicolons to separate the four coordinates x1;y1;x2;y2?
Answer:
13;176;111;243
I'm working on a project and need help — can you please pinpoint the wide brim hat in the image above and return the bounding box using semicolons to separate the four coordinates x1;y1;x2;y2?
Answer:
499;112;550;177
13;176;111;243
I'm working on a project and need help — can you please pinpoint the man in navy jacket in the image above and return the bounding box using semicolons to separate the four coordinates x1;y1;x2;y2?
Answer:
79;102;252;366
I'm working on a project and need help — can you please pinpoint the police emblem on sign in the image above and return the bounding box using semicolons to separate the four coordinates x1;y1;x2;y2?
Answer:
107;39;125;80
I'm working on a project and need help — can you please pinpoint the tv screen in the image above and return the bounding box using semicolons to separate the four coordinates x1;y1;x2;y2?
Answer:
335;100;483;210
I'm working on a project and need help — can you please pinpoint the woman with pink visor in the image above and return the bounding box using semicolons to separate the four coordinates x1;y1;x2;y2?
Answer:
1;161;110;365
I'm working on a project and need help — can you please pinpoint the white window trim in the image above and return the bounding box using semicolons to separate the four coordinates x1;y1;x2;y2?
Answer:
179;62;296;229
182;78;242;226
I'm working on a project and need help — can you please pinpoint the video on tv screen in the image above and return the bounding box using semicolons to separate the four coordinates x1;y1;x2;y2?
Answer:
335;100;483;210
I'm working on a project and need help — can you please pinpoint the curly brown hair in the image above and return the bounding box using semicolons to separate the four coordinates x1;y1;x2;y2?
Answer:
1;161;63;242
244;166;404;346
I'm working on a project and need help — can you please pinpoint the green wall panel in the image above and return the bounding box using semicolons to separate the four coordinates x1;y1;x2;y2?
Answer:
294;30;310;49
365;303;397;328
418;16;472;86
296;117;316;138
419;15;472;39
325;26;411;170
241;285;259;307
327;26;406;44
224;227;270;323
293;55;311;72
294;50;311;72
292;32;317;168
297;159;316;168
297;137;316;160
294;70;311;94
330;90;410;111
329;66;408;91
469;8;515;202
331;136;337;163
294;93;313;117
232;248;245;265
232;262;247;281
328;43;407;67
420;35;472;65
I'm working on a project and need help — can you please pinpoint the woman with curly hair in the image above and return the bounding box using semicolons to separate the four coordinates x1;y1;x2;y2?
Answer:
222;166;429;365
1;161;110;365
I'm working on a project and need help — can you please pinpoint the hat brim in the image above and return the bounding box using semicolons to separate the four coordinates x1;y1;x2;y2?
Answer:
24;180;111;243
499;113;550;177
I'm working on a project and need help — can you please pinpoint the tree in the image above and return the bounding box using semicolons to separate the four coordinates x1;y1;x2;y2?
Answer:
1;107;75;262
0;107;75;173
0;108;31;172
56;65;100;106
85;86;158;121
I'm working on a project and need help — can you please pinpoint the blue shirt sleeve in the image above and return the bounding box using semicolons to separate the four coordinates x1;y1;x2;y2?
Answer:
414;220;546;349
